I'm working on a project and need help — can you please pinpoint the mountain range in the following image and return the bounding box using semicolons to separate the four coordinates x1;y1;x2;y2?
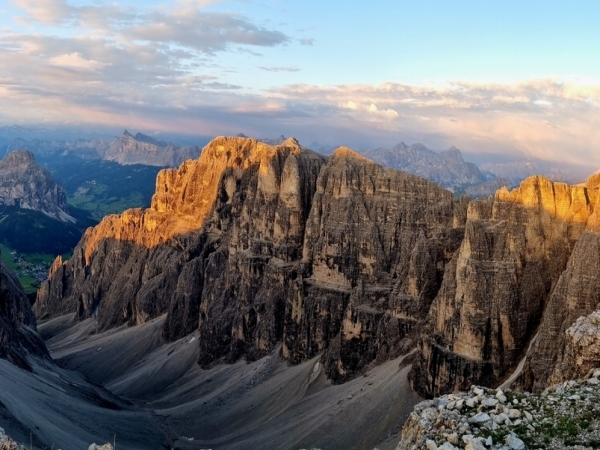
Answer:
4;130;202;168
1;135;600;449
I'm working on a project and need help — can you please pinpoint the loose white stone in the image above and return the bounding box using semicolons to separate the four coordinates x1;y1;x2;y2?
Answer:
473;387;484;396
482;398;498;408
447;401;456;410
593;369;600;378
462;435;474;444
494;413;508;423
568;394;581;401
423;407;438;421
485;436;493;447
425;439;438;450
447;433;459;445
505;434;525;450
466;398;476;408
508;409;521;419
463;436;486;450
468;412;491;423
496;394;507;403
523;411;533;421
439;444;458;450
588;377;600;385
512;399;519;404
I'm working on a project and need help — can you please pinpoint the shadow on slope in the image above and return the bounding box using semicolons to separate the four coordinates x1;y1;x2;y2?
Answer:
40;315;422;450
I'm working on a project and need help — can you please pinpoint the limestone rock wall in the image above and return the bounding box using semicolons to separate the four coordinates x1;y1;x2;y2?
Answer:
411;177;596;397
36;137;466;380
296;148;466;382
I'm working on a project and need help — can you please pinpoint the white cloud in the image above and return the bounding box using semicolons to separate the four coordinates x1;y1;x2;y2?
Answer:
49;52;107;70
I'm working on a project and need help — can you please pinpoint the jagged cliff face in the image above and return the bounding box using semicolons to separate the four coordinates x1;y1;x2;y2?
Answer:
0;258;49;369
294;148;466;381
103;131;201;167
36;137;466;380
0;150;72;222
37;135;600;392
411;176;598;396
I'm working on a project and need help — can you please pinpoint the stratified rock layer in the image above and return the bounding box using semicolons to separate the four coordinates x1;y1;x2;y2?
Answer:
36;137;466;380
411;177;597;396
0;150;72;222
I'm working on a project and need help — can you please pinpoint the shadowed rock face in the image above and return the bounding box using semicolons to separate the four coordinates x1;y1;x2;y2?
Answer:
36;137;466;381
0;150;72;222
411;176;600;396
0;258;49;370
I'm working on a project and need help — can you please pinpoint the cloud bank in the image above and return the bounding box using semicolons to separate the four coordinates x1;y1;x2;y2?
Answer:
1;1;599;168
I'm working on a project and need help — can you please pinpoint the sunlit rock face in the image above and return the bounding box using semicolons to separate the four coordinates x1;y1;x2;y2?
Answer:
411;176;597;397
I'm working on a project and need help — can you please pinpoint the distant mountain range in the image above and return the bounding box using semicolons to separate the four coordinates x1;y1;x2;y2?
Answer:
480;158;586;185
4;130;202;168
363;142;485;189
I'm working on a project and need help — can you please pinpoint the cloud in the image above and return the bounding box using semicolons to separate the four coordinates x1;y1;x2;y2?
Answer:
299;38;314;46
259;66;301;72
128;11;289;54
3;1;600;169
49;52;107;70
10;0;290;54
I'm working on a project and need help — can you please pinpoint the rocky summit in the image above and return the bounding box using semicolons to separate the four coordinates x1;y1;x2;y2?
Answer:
0;150;73;222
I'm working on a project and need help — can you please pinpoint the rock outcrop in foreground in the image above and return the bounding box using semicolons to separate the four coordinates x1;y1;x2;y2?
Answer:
397;369;600;450
36;136;466;382
0;150;72;222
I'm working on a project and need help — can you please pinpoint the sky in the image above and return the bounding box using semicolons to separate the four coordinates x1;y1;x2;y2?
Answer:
1;0;600;166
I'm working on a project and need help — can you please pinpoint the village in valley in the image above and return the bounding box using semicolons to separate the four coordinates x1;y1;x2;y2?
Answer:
7;249;51;285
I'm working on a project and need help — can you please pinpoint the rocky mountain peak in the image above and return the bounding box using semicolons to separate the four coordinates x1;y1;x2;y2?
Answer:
331;146;369;161
587;170;600;189
0;149;36;169
0;150;73;222
441;146;464;161
103;130;201;167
